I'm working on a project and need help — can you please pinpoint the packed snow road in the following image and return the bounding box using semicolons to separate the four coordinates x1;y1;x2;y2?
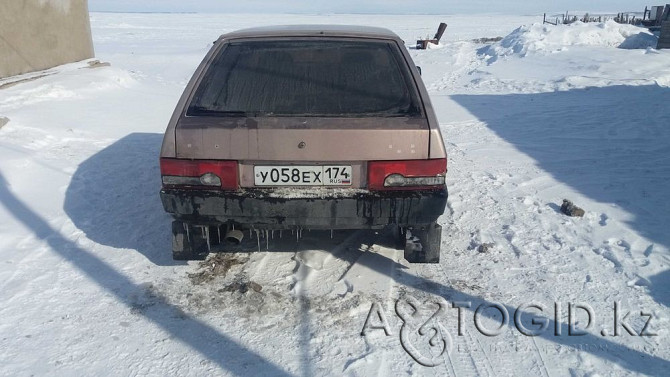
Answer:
1;13;669;376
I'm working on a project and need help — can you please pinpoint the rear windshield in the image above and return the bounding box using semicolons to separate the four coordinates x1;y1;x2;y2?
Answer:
187;39;422;117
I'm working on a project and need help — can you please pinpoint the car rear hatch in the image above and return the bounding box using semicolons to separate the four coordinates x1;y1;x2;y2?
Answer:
167;37;442;190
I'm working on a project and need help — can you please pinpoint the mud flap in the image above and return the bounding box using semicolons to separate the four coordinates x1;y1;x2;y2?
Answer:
172;221;209;260
404;223;442;263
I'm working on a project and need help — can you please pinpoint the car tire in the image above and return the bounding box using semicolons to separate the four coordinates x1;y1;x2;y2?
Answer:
172;221;209;260
404;222;442;263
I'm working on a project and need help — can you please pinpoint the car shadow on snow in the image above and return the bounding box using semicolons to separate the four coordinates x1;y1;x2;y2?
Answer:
0;171;293;377
451;84;670;308
63;132;176;265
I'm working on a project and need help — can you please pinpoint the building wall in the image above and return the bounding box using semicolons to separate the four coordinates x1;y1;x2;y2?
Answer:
0;0;94;79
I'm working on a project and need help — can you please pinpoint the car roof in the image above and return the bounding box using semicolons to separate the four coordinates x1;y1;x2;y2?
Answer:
219;24;402;42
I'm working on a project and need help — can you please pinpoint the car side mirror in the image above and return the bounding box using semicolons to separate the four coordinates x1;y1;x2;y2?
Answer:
416;66;422;75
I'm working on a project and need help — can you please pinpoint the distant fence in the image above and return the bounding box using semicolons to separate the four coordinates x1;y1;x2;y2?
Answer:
543;5;670;29
543;11;641;26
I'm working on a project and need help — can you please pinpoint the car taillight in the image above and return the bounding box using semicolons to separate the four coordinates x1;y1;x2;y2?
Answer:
160;158;238;190
368;159;446;191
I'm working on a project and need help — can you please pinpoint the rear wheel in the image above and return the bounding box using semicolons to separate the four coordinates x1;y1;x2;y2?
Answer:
172;221;210;260
404;222;442;263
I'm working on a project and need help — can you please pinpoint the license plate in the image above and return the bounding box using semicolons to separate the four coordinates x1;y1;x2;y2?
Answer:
254;165;352;186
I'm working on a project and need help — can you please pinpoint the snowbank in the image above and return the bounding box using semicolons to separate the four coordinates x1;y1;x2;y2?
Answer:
482;20;657;60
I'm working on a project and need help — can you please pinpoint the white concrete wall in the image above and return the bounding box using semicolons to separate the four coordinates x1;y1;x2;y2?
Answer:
0;0;94;78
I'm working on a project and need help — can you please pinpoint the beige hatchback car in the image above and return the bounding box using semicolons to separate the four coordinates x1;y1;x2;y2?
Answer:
160;25;448;263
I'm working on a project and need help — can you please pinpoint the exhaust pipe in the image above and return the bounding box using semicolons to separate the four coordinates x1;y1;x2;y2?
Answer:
225;229;244;244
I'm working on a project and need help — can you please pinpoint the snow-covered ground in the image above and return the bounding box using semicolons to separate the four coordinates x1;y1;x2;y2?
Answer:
1;13;669;376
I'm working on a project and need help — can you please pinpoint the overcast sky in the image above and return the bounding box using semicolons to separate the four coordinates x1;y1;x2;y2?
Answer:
88;1;651;15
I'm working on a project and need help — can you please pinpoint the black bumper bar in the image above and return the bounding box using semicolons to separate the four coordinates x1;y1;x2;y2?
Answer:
160;188;448;229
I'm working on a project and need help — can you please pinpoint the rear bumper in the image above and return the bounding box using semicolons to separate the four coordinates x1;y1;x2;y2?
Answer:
160;187;448;229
